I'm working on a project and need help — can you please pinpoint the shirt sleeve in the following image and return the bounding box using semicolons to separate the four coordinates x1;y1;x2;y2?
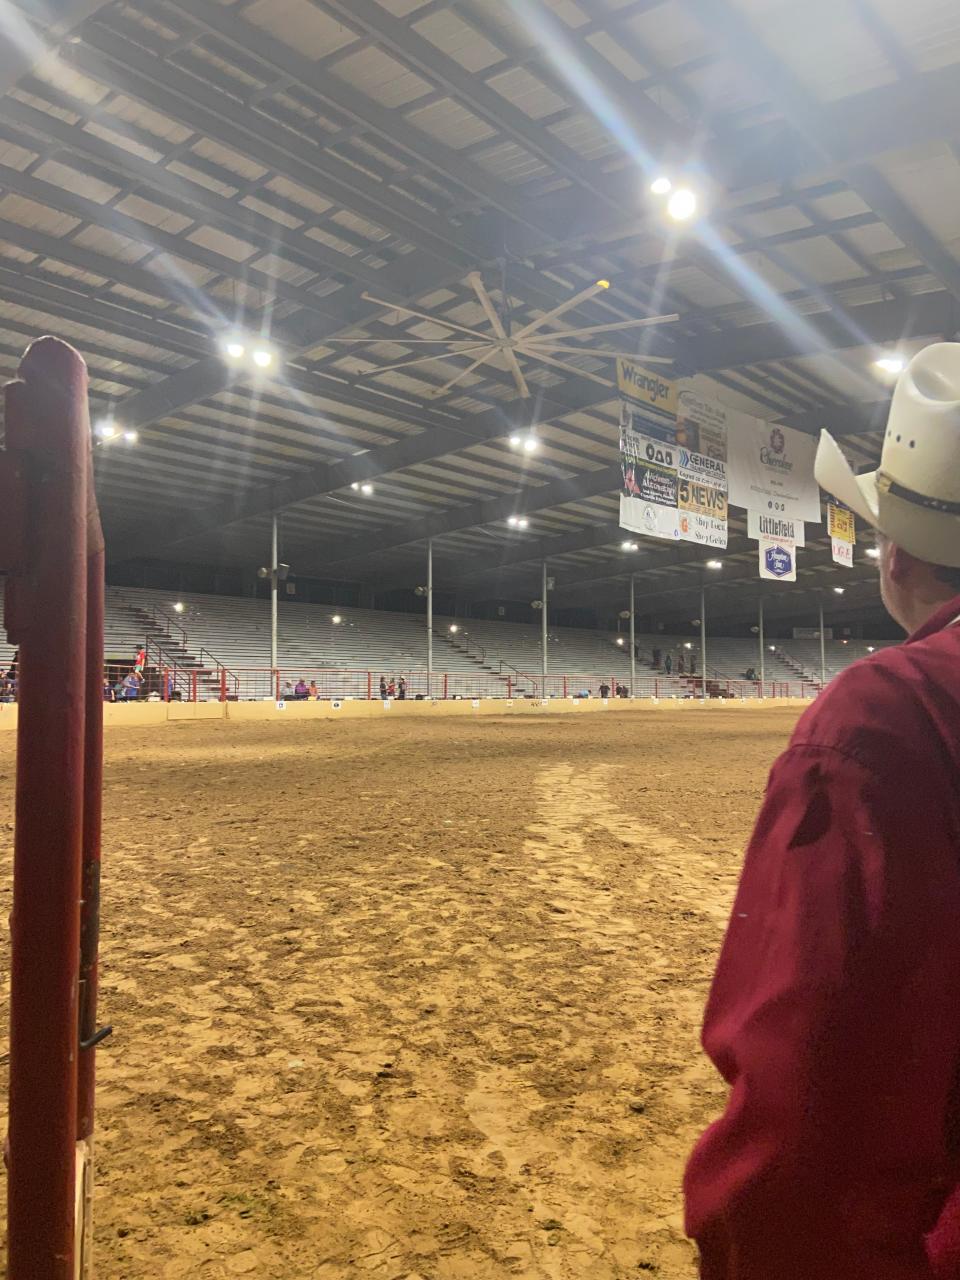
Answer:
684;745;960;1280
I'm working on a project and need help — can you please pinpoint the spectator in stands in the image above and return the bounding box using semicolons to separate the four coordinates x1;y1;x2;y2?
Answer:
397;675;407;700
0;674;15;703
379;676;388;699
678;653;686;675
294;678;308;700
599;681;611;698
744;666;758;682
689;653;696;676
102;676;114;702
280;679;295;701
308;679;318;699
664;653;673;676
387;678;397;698
617;683;629;698
121;671;141;700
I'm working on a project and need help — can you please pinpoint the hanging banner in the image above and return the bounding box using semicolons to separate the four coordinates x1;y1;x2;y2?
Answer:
828;501;855;568
727;413;821;522
759;537;797;581
617;359;677;422
619;368;681;543
748;510;805;547
674;390;728;548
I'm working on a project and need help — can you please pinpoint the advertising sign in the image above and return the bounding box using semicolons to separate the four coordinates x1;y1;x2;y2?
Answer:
678;476;727;548
673;391;728;547
620;412;680;543
747;510;805;547
617;358;677;419
759;538;797;581
828;501;855;567
727;413;821;522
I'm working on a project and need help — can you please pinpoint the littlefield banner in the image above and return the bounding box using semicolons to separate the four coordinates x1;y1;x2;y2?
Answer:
727;412;821;523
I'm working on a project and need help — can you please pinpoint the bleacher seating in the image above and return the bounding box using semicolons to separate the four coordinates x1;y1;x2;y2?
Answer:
0;582;896;699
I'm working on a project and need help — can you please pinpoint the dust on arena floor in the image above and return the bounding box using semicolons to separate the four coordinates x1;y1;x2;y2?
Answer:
0;705;802;1279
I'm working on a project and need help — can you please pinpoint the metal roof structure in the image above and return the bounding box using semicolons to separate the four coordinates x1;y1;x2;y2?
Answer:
3;0;960;628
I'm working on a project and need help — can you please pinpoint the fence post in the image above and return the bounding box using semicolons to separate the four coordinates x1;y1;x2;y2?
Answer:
219;668;227;703
443;674;448;700
2;338;100;1279
191;671;198;703
367;670;372;701
507;677;512;699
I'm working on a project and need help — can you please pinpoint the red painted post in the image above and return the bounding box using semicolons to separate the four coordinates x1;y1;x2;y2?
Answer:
367;670;372;701
2;338;93;1278
443;673;448;700
507;677;512;699
162;667;169;703
220;668;227;703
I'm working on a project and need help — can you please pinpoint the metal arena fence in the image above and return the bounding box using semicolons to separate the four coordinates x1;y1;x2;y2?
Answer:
126;666;817;703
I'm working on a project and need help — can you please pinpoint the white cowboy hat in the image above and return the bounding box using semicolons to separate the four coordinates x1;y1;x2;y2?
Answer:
815;342;960;568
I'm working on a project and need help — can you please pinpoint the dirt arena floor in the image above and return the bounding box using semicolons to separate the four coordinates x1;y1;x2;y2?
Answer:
0;705;802;1278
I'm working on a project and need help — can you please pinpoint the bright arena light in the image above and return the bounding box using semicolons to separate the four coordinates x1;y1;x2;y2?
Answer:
517;517;529;529
874;353;905;375
252;347;274;369
866;546;880;559
360;482;374;496
706;559;723;570
522;436;538;453
96;420;116;439
124;430;138;443
223;338;246;361
616;637;625;646
173;601;185;613
621;539;639;551
449;624;459;633
650;176;672;196
507;515;518;527
331;614;342;624
867;645;876;652
833;586;845;594
667;187;698;221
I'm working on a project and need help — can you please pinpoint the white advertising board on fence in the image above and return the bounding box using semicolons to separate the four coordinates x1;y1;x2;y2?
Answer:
727;413;821;522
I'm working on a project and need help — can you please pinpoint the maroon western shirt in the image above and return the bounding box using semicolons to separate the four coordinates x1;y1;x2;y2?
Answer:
685;596;960;1280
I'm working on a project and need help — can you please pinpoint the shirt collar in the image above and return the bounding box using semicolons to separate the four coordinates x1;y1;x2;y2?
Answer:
906;593;960;644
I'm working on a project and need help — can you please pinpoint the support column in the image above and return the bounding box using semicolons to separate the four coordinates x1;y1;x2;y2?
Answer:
819;598;827;689
541;560;548;685
758;596;765;696
426;538;433;697
629;574;636;697
270;513;278;682
700;585;707;700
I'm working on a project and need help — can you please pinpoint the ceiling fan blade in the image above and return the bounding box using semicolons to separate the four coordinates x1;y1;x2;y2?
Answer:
523;342;674;364
511;279;610;342
466;271;530;398
515;345;617;389
322;337;492;345
526;313;679;341
369;343;493;373
431;345;501;397
360;292;490;339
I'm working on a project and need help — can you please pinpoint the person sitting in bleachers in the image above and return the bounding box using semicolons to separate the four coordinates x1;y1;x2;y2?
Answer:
379;676;388;699
294;678;308;700
280;680;295;701
599;681;611;698
121;671;141;700
308;680;318;699
744;666;758;682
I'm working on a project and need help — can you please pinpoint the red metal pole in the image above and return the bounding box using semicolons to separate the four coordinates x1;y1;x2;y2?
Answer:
191;671;197;703
367;670;372;701
3;338;90;1278
220;668;227;703
443;673;448;700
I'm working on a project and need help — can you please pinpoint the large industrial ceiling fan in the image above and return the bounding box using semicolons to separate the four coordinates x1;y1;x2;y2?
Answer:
324;271;677;399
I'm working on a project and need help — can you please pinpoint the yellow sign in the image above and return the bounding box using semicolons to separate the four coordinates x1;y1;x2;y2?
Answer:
617;358;677;417
828;502;856;543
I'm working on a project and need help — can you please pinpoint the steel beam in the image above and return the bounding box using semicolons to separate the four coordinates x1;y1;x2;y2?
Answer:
0;1;111;95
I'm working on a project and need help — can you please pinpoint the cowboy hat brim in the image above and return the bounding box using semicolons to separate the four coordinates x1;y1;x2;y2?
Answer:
815;429;880;527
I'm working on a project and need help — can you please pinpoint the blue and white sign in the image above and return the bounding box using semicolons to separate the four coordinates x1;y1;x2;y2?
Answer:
760;539;796;581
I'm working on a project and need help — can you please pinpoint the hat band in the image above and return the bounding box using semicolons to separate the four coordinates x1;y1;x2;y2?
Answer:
877;471;960;515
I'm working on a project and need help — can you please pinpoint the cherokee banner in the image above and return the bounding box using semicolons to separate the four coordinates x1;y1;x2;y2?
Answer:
727;412;821;522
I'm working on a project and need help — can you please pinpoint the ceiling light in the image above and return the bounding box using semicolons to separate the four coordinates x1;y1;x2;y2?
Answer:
874;353;905;375
768;645;776;652
449;624;459;633
866;546;880;559
650;176;672;196
124;430;138;443
517;517;529;529
95;420;116;439
360;483;374;495
331;614;342;624
223;338;246;361
684;642;692;649
507;516;519;527
522;435;538;452
833;586;845;594
508;433;522;448
616;637;625;646
706;559;723;570
667;187;697;221
594;279;610;290
173;601;185;613
350;482;360;491
867;645;875;652
252;347;274;369
621;539;639;551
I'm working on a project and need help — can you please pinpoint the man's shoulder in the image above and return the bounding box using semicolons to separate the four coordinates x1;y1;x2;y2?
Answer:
789;642;933;767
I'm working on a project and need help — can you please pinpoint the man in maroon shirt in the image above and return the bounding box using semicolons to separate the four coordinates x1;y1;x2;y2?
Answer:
685;343;960;1280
